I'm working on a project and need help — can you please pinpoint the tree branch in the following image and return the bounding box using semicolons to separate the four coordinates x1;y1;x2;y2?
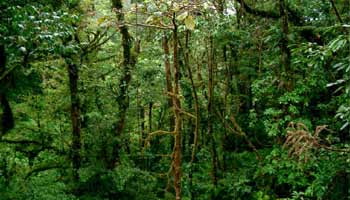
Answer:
329;0;343;24
0;138;42;145
239;0;280;19
216;110;262;161
25;162;69;179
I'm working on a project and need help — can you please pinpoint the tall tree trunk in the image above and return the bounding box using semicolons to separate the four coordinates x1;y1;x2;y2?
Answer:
67;61;81;182
113;0;133;135
172;14;182;200
149;102;153;133
279;0;292;88
184;30;200;200
222;45;230;171
237;0;245;27
110;0;139;169
0;45;14;135
139;104;145;147
0;95;13;135
207;36;218;186
162;35;174;130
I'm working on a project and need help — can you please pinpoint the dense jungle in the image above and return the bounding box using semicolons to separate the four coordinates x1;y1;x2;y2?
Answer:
0;0;349;199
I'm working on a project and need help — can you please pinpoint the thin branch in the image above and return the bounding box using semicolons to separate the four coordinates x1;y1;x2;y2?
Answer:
87;31;117;52
0;139;42;145
0;65;17;81
84;29;108;50
178;109;196;119
25;163;69;179
320;144;350;153
95;54;118;63
329;0;343;24
215;110;262;161
124;22;174;30
238;0;305;26
238;0;280;19
143;130;174;148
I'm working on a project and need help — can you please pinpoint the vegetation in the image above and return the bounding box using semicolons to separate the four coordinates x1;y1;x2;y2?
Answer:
0;0;349;199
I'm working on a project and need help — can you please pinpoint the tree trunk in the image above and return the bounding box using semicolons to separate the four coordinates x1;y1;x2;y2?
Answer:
172;14;182;200
184;30;200;200
67;62;81;182
162;35;174;130
279;0;292;88
149;102;153;133
0;95;13;135
0;45;14;135
110;0;139;169
207;36;218;186
139;104;145;147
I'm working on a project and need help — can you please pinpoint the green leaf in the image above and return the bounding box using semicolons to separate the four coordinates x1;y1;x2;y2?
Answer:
328;37;347;52
340;122;349;130
97;16;106;25
176;11;188;21
145;15;154;24
184;15;195;30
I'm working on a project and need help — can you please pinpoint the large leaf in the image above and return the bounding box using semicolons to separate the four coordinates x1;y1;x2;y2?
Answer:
184;15;195;30
176;11;188;21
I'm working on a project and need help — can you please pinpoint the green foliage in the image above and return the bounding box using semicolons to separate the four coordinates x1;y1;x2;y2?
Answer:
78;161;159;200
1;0;350;199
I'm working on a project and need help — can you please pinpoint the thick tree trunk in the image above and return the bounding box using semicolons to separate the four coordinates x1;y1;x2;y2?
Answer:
67;62;81;182
110;0;139;169
0;95;14;135
0;45;14;135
